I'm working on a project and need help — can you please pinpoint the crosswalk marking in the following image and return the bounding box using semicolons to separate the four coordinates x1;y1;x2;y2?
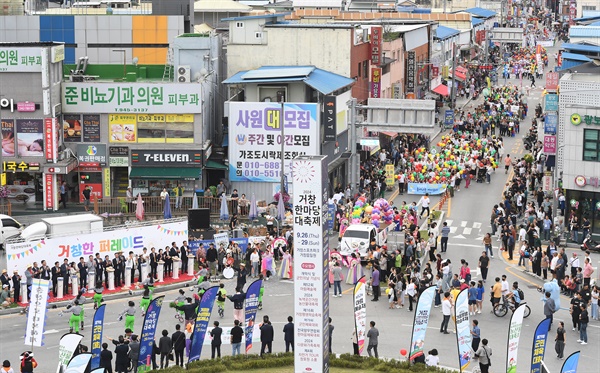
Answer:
473;222;482;229
446;220;453;226
460;221;467;227
453;234;466;239
463;227;472;235
450;226;458;234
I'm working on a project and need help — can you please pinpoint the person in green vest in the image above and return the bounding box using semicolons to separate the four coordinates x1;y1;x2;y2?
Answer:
173;184;185;209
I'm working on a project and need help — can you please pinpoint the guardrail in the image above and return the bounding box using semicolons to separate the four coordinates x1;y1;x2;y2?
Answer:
92;196;242;216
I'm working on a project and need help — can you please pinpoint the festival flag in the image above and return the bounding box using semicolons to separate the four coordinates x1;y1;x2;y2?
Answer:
409;285;435;361
24;279;51;347
65;352;92;373
454;289;471;371
530;318;551;373
245;279;263;353
560;351;580;373
353;276;367;355
56;333;84;373
137;296;165;372
189;286;219;362
506;304;526;373
90;305;106;370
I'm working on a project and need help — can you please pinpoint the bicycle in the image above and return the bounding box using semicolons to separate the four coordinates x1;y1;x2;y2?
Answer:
493;296;530;318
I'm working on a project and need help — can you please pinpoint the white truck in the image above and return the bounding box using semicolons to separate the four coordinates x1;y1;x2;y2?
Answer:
0;214;25;249
339;222;395;259
20;214;104;241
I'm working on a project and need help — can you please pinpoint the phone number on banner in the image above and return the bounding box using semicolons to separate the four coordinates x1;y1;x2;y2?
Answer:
238;161;283;178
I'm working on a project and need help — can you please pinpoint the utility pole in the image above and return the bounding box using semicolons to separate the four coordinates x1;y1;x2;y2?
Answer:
280;100;285;196
450;42;456;109
349;98;359;193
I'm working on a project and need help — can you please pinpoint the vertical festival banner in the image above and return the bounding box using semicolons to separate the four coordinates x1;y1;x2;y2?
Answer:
530;318;551;373
90;304;106;370
454;289;471;371
137;296;165;372
66;353;92;373
409;285;435;361
506;304;526;373
560;351;580;373
244;279;263;353
57;333;84;373
188;286;218;362
24;279;50;347
353;276;367;355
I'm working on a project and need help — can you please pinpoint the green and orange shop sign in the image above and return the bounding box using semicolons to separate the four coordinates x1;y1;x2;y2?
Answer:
570;113;600;126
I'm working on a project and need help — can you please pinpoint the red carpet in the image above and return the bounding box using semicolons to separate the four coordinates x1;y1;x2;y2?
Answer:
17;273;195;306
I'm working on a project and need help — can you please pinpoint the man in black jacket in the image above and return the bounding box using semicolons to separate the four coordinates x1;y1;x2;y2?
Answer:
206;243;218;277
77;257;88;290
60;258;70;295
149;248;158;280
128;335;140;373
94;253;104;285
51;261;61;297
259;315;274;356
283;316;294;352
114;335;130;373
0;269;10;291
158;329;172;369
210;320;223;359
227;287;246;323
171;324;186;367
232;263;248;290
180;241;189;274
174;297;199;325
112;253;122;288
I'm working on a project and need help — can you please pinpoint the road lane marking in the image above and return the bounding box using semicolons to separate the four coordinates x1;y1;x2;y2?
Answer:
463;227;472;235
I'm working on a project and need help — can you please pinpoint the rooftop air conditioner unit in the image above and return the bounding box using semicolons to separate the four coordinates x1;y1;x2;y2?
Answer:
177;65;191;83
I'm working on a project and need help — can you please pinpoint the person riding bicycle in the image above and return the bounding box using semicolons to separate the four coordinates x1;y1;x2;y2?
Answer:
194;264;209;285
506;282;522;309
175;296;199;327
93;281;104;310
197;276;211;298
139;285;153;316
174;289;186;321
216;283;227;317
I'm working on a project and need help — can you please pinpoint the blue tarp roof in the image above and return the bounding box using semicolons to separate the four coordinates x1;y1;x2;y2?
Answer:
561;52;592;62
435;25;460;40
223;66;355;95
590;21;600;26
472;17;484;26
569;26;600;38
574;15;600;22
561;43;600;53
463;7;496;19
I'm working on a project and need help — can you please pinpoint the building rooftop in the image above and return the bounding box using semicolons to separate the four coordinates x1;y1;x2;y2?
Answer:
194;0;253;12
286;9;471;22
472;17;484;26
568;26;600;38
223;65;355;95
561;43;600;54
435;25;460;40
461;7;496;19
222;12;290;21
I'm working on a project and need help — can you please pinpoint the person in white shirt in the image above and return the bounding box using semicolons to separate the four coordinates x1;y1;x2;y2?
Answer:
501;275;510;297
518;225;527;242
250;249;260;278
419;193;431;218
425;349;440;367
440;292;452;334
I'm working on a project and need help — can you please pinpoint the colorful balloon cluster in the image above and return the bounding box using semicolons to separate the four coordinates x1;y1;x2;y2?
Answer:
350;197;394;228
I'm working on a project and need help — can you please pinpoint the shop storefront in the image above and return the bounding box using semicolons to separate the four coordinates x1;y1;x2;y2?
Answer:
75;144;107;202
129;149;202;197
1;161;43;203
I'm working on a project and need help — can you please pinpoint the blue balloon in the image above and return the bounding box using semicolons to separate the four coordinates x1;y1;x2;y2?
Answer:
541;279;561;311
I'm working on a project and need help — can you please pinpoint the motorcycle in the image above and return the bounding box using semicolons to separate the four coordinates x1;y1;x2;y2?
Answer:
581;234;600;252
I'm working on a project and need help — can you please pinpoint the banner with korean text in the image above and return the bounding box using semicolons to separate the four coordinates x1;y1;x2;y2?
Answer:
560;351;580;373
137;296;165;372
24;279;50;347
57;333;83;373
409;286;435;361
189;286;218;362
228;102;319;182
90;305;106;370
455;289;472;371
66;353;92;373
6;221;187;278
530;318;551;373
293;155;330;373
506;304;526;373
353;276;367;356
245;280;263;353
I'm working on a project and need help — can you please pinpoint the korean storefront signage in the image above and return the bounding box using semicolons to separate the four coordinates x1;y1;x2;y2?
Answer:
406;51;416;93
45;173;55;210
545;72;559;90
17;102;36;112
109;146;129;167
103;168;111;197
543;135;556;154
544;113;557;134
544;94;558;112
322;95;337;142
76;144;107;166
228;102;320;183
44;117;58;163
370;26;382;66
51;45;65;63
292;155;330;373
570;112;600;126
63;114;100;143
62;83;202;114
575;175;600;188
14;119;44;157
2;161;40;172
0;47;42;72
370;67;381;98
130;149;201;166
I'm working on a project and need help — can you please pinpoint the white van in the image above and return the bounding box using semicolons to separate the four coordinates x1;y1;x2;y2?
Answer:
0;214;24;248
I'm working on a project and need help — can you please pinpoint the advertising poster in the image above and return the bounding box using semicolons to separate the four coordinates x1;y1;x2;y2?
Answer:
228;102;319;182
409;286;435;361
506;304;526;373
544;94;558;112
385;164;395;186
6;221;187;275
530;318;551;373
454;289;472;371
323;95;336;141
63;114;82;142
57;333;84;373
293;155;330;373
371;67;382;98
16;119;43;156
0;47;42;72
1;119;15;157
244;280;263;353
407;183;447;195
90;305;106;370
353;276;367;355
65;353;92;373
544;113;558;134
543;135;556;154
24;279;51;347
137;296;165;372
109;114;137;143
188;286;218;362
560;351;580;373
83;115;101;142
370;26;382;65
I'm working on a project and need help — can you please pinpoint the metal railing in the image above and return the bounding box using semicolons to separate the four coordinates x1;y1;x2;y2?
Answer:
0;202;12;216
93;196;243;216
